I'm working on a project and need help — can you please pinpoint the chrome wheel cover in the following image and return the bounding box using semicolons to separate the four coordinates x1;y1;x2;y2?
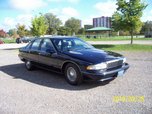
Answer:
67;67;77;82
26;61;31;69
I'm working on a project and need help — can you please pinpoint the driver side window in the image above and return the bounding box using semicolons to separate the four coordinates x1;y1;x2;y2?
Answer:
40;39;55;52
30;39;41;51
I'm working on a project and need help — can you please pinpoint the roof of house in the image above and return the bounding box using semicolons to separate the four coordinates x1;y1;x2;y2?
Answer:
86;27;112;31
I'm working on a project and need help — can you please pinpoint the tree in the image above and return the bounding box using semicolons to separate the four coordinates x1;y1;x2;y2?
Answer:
141;21;152;37
44;13;62;35
8;29;16;36
25;30;32;36
8;29;18;38
31;14;48;37
65;17;81;35
78;28;85;35
142;21;152;32
58;26;66;35
112;0;147;44
58;26;71;36
16;24;26;37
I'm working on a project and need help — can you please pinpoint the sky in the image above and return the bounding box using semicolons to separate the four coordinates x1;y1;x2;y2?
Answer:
0;0;152;32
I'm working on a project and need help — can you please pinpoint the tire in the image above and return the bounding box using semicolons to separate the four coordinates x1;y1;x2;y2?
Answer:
25;60;34;71
16;38;21;44
64;63;83;85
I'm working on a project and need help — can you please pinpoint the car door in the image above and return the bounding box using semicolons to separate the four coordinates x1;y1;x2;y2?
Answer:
38;38;59;68
29;39;42;62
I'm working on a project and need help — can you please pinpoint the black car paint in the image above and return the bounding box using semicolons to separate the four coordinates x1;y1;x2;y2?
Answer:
63;49;123;64
19;37;129;81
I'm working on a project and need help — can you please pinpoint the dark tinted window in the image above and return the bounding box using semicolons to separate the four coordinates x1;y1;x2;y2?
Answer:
31;39;41;51
40;39;54;52
25;42;32;49
52;39;62;51
52;38;94;51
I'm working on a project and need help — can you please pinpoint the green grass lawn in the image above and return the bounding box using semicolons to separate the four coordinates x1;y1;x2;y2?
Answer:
93;44;152;52
1;38;16;43
80;36;152;41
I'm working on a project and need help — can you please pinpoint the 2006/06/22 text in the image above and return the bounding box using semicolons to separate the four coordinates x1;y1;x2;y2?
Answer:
113;96;145;102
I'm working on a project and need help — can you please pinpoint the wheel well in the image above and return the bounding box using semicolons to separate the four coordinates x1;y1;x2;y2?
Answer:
62;62;71;73
21;58;26;62
62;62;80;73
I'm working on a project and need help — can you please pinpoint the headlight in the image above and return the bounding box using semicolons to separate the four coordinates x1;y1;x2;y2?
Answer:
123;58;126;63
86;62;107;70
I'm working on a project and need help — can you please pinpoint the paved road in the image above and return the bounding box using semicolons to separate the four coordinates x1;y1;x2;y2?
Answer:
0;40;152;50
0;50;152;114
0;43;27;50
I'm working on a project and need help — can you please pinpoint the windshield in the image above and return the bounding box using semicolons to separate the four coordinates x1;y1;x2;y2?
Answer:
52;38;94;52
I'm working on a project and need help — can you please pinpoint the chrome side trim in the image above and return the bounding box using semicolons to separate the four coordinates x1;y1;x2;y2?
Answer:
100;77;114;81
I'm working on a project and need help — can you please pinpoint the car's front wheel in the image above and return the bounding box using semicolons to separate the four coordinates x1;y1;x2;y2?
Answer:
25;60;34;70
65;63;83;85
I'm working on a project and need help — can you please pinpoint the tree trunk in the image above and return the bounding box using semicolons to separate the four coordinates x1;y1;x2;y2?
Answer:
130;30;133;44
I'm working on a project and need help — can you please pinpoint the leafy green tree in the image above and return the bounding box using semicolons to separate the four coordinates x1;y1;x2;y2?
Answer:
140;21;152;37
58;26;72;36
8;29;18;38
31;14;48;37
44;13;62;35
142;21;152;32
112;0;147;44
58;26;67;36
16;24;26;37
8;29;16;36
78;28;85;35
25;29;32;36
65;17;81;35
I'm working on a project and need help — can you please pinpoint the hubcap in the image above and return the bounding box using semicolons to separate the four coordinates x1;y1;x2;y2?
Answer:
26;61;31;69
67;67;77;82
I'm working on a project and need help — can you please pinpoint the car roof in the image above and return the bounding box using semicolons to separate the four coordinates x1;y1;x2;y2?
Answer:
41;36;78;39
31;36;79;42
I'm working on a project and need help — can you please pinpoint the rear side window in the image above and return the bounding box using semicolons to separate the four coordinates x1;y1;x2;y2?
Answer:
31;39;41;51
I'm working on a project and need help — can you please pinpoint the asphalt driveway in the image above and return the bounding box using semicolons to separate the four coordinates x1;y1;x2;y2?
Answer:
0;50;152;114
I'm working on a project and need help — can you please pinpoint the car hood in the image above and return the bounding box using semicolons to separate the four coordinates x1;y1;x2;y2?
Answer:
63;49;123;64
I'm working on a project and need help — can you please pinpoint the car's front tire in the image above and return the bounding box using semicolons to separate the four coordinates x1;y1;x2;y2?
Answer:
65;63;83;85
25;60;34;71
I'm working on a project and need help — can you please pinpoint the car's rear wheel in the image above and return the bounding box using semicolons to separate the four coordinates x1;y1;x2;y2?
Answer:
65;63;83;85
25;60;34;70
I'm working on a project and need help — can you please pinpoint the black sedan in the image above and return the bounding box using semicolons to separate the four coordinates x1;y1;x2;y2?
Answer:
18;36;129;85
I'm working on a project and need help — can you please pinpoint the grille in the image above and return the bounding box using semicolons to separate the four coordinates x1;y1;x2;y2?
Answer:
107;59;123;70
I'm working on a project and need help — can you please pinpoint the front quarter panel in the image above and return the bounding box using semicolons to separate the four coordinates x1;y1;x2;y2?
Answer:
59;53;92;73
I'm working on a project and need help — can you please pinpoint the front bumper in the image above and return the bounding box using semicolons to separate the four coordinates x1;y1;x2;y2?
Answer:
82;63;129;81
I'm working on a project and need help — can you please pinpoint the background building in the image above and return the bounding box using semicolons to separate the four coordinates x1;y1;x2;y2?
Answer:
93;16;111;28
86;27;112;38
84;25;93;30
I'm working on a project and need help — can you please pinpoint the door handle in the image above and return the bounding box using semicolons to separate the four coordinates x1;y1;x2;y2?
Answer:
39;52;43;55
39;52;51;56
